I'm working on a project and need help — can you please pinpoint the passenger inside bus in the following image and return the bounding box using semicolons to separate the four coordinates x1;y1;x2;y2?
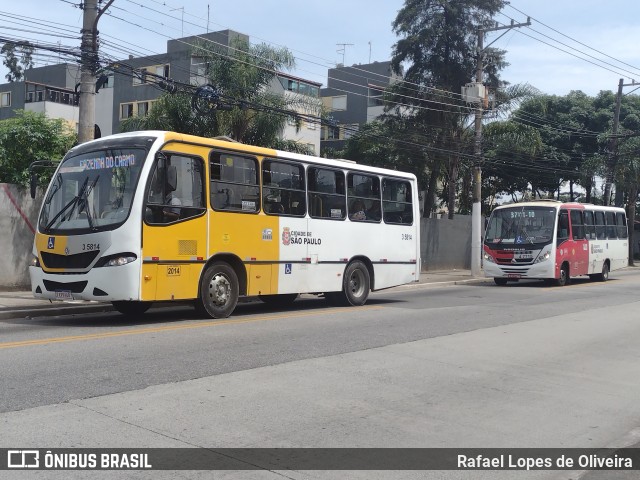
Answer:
350;199;366;221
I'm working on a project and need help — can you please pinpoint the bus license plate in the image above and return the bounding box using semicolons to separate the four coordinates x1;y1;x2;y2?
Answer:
507;273;521;279
55;290;73;300
166;265;181;276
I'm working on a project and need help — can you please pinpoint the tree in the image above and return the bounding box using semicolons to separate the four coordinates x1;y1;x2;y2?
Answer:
122;38;321;155
387;0;508;217
615;136;640;264
0;110;77;187
1;41;34;82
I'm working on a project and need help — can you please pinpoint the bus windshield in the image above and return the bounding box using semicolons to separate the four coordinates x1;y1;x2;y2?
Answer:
485;205;557;246
39;148;146;234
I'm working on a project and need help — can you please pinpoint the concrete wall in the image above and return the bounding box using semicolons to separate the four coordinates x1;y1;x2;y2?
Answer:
421;215;474;271
0;183;42;288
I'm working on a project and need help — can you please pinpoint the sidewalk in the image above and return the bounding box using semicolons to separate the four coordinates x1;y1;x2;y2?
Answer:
0;270;488;320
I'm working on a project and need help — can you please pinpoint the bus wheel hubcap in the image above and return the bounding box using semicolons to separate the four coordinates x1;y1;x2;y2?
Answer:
349;271;364;297
209;274;230;306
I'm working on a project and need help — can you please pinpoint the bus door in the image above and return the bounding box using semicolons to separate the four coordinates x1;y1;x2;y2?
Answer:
141;150;208;301
567;209;589;276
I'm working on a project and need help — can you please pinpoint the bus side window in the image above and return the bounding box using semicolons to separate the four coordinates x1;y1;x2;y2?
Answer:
605;211;617;239
583;210;595;239
557;210;569;244
595;211;606;239
616;212;628;239
570;210;585;240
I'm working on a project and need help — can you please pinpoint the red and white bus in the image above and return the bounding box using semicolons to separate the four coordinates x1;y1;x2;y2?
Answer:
483;201;628;286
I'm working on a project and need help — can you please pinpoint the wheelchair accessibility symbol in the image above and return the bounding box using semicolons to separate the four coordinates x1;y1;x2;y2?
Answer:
285;263;292;274
47;237;55;249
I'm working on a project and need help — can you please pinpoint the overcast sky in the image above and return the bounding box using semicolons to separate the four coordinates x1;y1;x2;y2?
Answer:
2;0;640;97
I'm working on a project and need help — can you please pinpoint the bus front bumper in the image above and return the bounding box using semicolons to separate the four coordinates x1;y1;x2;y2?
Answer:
484;261;555;280
29;261;141;302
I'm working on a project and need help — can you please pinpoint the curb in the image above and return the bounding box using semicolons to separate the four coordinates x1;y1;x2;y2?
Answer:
0;303;114;320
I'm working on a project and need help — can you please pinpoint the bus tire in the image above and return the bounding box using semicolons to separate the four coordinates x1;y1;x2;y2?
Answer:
112;301;152;316
343;260;371;306
596;262;609;282
259;293;298;306
324;261;371;307
196;262;239;318
494;277;508;286
555;263;570;287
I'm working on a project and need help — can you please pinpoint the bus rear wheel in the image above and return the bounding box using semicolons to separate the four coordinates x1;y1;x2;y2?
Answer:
325;260;371;306
112;301;152;316
596;262;609;282
196;261;239;318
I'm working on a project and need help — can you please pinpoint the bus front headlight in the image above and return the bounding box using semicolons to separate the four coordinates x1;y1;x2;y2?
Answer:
534;250;551;263
483;252;495;264
30;255;40;267
106;256;136;267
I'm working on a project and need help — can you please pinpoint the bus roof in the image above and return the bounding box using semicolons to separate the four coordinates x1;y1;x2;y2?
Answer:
491;200;626;213
76;131;416;181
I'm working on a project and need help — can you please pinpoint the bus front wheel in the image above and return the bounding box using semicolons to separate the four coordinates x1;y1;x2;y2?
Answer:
555;264;570;287
494;278;508;286
196;262;239;318
112;301;152;316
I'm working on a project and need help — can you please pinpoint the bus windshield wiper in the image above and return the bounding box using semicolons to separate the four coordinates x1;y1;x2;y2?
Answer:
78;175;100;231
44;177;89;232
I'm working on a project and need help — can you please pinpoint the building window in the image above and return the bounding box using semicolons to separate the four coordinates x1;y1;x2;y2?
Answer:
134;64;170;86
330;95;347;111
120;103;134;119
368;85;385;107
137;102;149;116
0;92;10;107
120;101;154;120
190;56;208;85
321;125;340;141
278;77;320;98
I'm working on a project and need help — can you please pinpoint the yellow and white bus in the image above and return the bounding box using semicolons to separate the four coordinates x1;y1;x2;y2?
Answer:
29;131;420;318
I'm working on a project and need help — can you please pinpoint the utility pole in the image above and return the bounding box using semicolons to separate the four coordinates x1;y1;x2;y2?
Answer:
604;78;640;206
470;18;530;277
78;0;114;144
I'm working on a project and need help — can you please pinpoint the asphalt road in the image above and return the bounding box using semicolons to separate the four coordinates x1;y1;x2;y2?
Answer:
2;269;640;479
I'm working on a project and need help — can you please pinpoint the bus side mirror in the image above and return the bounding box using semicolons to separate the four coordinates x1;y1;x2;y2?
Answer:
30;172;37;199
28;159;57;199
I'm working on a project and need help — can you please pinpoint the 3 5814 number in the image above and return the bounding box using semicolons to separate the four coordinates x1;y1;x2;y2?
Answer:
82;243;100;251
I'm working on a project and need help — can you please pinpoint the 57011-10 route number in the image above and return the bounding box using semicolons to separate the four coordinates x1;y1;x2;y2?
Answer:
401;233;413;241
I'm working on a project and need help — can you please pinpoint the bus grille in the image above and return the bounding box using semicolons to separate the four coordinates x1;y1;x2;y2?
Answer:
178;240;197;256
41;250;100;269
43;280;88;293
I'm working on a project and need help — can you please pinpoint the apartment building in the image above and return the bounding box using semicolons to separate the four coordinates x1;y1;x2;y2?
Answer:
320;61;401;154
0;30;321;151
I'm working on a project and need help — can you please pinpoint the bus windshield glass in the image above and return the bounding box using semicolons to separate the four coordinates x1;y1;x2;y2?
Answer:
485;206;557;246
39;148;146;234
